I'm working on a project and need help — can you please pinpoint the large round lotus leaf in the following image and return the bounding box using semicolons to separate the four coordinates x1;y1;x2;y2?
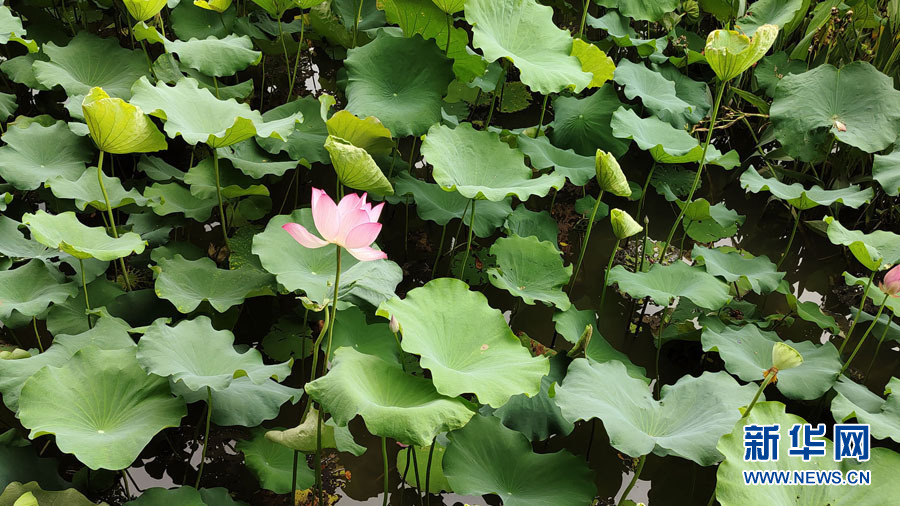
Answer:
502;206;558;245
216;141;297;178
376;278;549;408
421;123;564;201
700;321;840;400
324;110;393;156
324;135;394;196
22;211;147;261
236;428;314;494
443;414;596;506
465;0;590;94
125;486;247;506
18;347;186;470
46;168;152;211
771;61;900;161
607;261;731;310
144;182;217;221
163;35;261;77
487;235;571;310
552;305;647;379
33;33;149;99
736;0;804;36
490;353;574;441
0;217;51;260
392;172;513;236
153;255;273;313
0;121;93;191
0;318;133;412
831;375;900;443
253;209;400;307
137;316;291;392
173;375;301;427
571;39;615;89
305;347;475;446
596;0;678;21
691;246;784;294
823;216;900;271
130;76;302;148
0;260;76;321
740;167;873;210
396;440;452;493
548;79;630;158
344;33;453;137
716;401;900;505
515;134;595;186
613;60;692;127
0;482;98;506
256;97;329;165
556;359;756;465
81;87;167;155
587;10;667;55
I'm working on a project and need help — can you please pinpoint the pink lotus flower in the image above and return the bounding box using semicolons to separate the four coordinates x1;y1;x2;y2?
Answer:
880;265;900;297
282;188;387;261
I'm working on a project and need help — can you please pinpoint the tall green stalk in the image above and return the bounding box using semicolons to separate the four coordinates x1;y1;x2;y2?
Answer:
776;208;801;269
841;298;889;375
569;190;604;291
424;440;436;506
316;245;342;504
458;199;476;280
194;386;212;488
658;81;726;262
534;94;549;137
211;149;231;251
864;309;894;378
742;368;776;419
576;0;590;39
97;151;132;290
352;0;364;47
617;455;645;506
79;258;93;329
599;238;621;310
840;269;876;354
381;436;389;506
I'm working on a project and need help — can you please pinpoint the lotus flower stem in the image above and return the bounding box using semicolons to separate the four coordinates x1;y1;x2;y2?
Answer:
211;149;231;251
864;309;894;378
31;316;42;353
776;208;802;269
382;436;389;506
841;298;889;375
635;163;656;220
352;0;364;47
840;269;876;353
289;16;306;99
97;151;132;290
194;386;213;488
658;81;727;263
424;439;436;505
431;224;447;278
568;190;604;292
121;469;130;498
79;258;93;329
291;449;299;505
485;63;507;128
576;0;590;39
742;368;776;419
277;20;293;93
317;244;343;504
445;13;452;56
458;199;476;280
410;445;423;504
400;446;411;505
534;94;549;137
259;56;266;109
617;455;645;506
315;408;324;506
599;239;621;310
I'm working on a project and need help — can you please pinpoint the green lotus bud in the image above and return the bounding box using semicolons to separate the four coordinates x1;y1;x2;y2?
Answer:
610;208;642;240
771;342;803;372
1;348;32;360
123;0;166;21
193;0;232;13
595;150;631;197
704;24;778;82
82;87;167;154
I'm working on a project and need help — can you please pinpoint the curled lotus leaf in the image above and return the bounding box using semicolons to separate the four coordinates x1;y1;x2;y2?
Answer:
740;167;873;210
486;235;571;310
82;87;167;154
22;210;147;261
824;216;900;271
323;135;394;196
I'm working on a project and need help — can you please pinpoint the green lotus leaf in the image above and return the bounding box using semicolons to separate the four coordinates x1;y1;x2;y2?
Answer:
22;211;147;261
392;172;513;236
735;0;804;36
596;0;679;22
491;353;574;441
740;167;873;210
851;308;900;346
236;428;314;494
844;272;900;315
557;359;756;465
328;306;400;363
137;156;184;182
613;60;693;127
700;321;840;400
596;149;630;197
143;183;218;221
422;123;564;201
0;318;133;413
325;110;393;156
306;348;475;446
652;62;712;126
610;208;642;240
0;121;93;191
656;188;746;242
130;76;302;148
263;407;366;456
832;375;900;443
487;235;571;310
153;255;273;313
248;0;293;16
443;414;596;506
0;260;76;321
0;482;98;506
18;347;186;470
33;33;150;99
324;135;394;195
123;0;166;21
515;134;594;186
45;280;124;336
124;486;246;506
173;375;302;427
0;431;71;492
216;140;297;178
552;305;647;378
379;0;487;83
163;35;261;77
607;261;731;310
81;87;167;154
345;33;453;137
193;0;233;13
754;51;806;98
716;401;900;505
137;316;291;392
771;61;900;161
184;156;269;200
548;86;630;158
465;0;591;94
0;92;16;122
503;206;558;245
570;39;615;89
874;139;900;196
587;10;667;56
611;107;739;167
172;1;235;38
824;216;900;271
256;97;329;165
376;278;549;407
45;169;152;211
133;21;165;45
431;0;463;13
253;209;401;307
705;24;778;82
0;7;36;52
396;440;452;493
691;246;784;294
